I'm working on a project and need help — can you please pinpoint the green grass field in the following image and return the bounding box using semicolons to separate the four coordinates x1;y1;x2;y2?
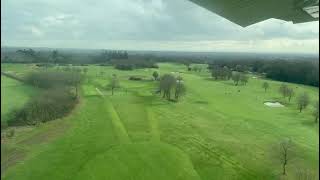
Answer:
1;75;38;123
1;63;319;180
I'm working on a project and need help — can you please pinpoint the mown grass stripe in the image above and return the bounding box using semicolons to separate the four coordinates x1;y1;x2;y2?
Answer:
104;99;131;143
96;88;131;143
147;107;160;141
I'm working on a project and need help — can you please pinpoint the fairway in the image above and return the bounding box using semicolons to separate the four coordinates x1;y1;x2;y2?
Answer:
1;63;319;180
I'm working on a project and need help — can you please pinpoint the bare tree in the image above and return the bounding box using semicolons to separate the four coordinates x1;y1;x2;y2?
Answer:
297;92;310;112
240;74;249;85
279;84;295;102
280;139;292;175
279;84;289;98
109;74;119;95
287;88;294;102
262;82;269;92
71;71;82;98
211;65;223;80
313;101;319;123
232;72;241;86
174;75;186;101
159;74;176;100
223;66;232;80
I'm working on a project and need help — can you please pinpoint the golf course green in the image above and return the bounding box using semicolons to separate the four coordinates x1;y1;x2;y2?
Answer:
1;63;319;180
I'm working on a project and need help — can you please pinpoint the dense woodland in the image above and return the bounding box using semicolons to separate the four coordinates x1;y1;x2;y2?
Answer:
1;48;319;87
208;60;319;87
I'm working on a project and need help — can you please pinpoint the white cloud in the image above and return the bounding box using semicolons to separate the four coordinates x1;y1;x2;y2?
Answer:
41;14;75;27
22;25;44;37
1;0;319;53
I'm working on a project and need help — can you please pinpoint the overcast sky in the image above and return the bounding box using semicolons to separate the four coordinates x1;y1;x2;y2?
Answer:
1;0;319;53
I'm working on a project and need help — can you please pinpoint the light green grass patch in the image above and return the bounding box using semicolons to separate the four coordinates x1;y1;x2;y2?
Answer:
1;76;38;122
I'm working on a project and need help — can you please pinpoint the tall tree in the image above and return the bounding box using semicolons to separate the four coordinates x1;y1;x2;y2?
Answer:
280;139;292;175
152;71;159;80
223;66;232;80
262;82;269;92
211;66;220;80
313;101;319;123
279;84;289;98
287;88;294;102
109;74;120;95
297;92;310;112
71;71;82;98
174;75;186;101
240;74;249;85
159;74;176;100
232;72;241;86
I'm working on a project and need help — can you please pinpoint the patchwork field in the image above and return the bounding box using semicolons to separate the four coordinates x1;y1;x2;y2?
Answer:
1;63;319;180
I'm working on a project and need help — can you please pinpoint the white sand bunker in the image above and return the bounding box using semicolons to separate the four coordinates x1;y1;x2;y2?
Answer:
264;102;284;108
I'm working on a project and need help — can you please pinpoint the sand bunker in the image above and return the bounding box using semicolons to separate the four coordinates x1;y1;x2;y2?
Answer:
264;102;284;107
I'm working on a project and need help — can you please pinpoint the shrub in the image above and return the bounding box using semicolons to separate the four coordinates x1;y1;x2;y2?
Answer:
7;88;77;126
112;59;158;70
129;76;143;81
24;71;82;91
115;64;134;70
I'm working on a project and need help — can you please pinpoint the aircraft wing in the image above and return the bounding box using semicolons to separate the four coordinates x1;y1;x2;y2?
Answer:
189;0;319;27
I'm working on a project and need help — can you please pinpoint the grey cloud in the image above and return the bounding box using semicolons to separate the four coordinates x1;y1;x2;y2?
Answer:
1;0;319;52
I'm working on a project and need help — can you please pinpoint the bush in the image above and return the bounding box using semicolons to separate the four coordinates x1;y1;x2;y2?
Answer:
6;71;82;127
7;88;77;126
24;71;82;89
98;63;111;66
115;64;134;70
129;76;143;81
113;59;158;70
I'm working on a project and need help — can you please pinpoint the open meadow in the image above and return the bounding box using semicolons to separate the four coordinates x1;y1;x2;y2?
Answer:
1;63;319;180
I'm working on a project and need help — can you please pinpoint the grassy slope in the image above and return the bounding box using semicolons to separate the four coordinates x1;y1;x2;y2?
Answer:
2;63;319;180
2;65;200;180
1;63;41;122
157;65;318;179
1;76;38;122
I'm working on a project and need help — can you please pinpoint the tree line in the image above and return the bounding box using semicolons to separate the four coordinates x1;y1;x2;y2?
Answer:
209;60;319;87
4;70;83;127
209;65;249;86
3;48;318;87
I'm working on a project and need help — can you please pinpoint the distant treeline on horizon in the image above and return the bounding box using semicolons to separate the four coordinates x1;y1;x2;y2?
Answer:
1;48;319;87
